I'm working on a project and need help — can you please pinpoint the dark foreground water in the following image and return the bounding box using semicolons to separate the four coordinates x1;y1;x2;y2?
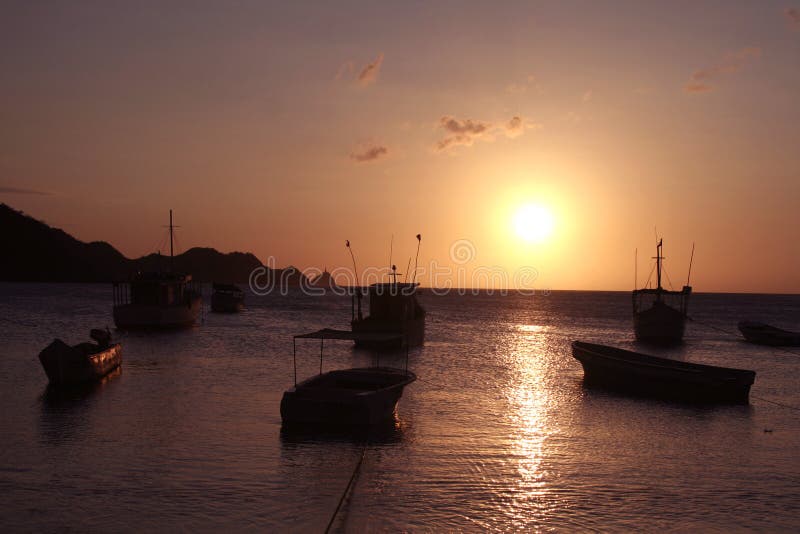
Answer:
1;284;799;531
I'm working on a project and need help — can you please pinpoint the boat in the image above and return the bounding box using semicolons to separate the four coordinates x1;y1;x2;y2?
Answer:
280;329;417;426
632;239;692;345
38;329;122;385
112;210;202;329
738;321;800;346
350;266;425;348
211;282;245;313
571;341;756;403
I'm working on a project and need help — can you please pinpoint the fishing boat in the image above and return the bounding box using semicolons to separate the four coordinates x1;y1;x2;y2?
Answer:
632;239;692;345
38;329;122;385
738;321;800;346
345;236;426;349
113;210;202;329
280;329;417;426
571;341;755;403
351;279;425;348
211;282;245;313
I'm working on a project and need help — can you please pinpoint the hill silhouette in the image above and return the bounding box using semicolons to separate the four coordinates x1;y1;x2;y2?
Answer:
0;203;304;284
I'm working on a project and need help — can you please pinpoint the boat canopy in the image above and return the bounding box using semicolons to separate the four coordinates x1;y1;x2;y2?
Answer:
294;328;403;343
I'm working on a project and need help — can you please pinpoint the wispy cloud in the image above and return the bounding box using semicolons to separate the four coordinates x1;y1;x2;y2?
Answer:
786;8;800;30
436;115;538;151
0;185;50;195
684;47;761;94
335;53;385;87
506;74;541;95
358;53;384;86
350;144;389;163
582;89;593;103
335;61;354;81
436;116;492;151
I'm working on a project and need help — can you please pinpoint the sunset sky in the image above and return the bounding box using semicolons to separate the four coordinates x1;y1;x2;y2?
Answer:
2;1;799;292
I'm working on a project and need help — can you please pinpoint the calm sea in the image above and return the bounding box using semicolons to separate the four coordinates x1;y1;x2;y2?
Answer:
1;284;799;531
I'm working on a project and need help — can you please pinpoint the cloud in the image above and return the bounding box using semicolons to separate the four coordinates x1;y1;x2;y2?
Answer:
335;61;354;81
436;115;537;151
505;75;541;95
0;185;50;195
436;116;492;150
582;90;593;102
350;144;389;163
684;83;713;94
684;47;761;94
357;53;384;86
335;53;384;87
786;8;800;29
504;116;540;138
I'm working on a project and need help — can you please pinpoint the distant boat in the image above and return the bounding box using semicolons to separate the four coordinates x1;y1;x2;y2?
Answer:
571;341;755;404
738;321;800;347
112;210;202;329
632;239;691;345
211;283;245;313
350;267;426;349
38;329;122;385
280;329;417;426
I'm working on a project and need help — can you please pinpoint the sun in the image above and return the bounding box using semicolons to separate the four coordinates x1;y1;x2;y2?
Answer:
513;204;555;243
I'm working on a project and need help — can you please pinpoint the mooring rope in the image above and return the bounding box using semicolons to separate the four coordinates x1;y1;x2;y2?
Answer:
325;446;367;534
689;317;800;358
751;395;800;412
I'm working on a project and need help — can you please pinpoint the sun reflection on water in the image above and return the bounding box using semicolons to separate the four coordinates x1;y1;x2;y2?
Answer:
500;323;560;527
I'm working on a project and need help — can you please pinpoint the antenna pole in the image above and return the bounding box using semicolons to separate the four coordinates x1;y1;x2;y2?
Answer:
634;248;638;289
411;234;422;284
686;242;695;287
388;234;394;271
169;209;174;272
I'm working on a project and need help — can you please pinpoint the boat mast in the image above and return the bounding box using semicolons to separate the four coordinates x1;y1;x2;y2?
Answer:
654;239;663;293
169;209;174;273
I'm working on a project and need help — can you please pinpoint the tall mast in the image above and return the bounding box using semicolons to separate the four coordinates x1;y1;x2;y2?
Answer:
655;238;663;291
169;209;174;272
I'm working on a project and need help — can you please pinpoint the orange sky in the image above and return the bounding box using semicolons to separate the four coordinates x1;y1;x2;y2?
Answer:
1;2;799;292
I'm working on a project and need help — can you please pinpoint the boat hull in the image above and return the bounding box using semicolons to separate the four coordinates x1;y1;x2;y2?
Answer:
211;292;244;313
38;341;122;385
113;296;202;329
633;304;686;345
571;341;755;404
281;368;416;425
351;317;425;349
738;321;800;346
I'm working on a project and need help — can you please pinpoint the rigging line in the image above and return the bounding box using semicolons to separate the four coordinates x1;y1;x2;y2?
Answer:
325;446;367;534
689;318;800;358
751;395;800;412
644;263;656;289
662;265;675;291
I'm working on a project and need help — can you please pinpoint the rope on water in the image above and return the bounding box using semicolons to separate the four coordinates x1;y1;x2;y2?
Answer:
751;395;800;412
689;317;800;358
325;446;367;534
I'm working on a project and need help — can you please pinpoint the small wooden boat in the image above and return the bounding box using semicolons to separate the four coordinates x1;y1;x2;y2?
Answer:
632;239;692;345
38;329;122;385
281;329;417;426
738;321;800;346
571;341;755;403
211;282;245;313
